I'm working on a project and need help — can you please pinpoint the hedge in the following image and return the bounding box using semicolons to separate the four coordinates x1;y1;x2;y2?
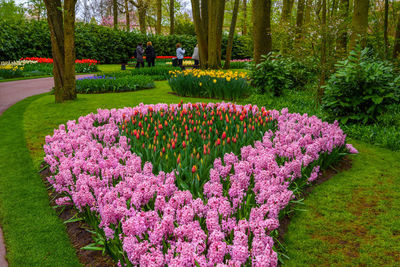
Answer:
0;19;253;64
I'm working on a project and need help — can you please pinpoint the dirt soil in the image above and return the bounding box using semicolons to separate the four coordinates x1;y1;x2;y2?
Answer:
40;167;116;267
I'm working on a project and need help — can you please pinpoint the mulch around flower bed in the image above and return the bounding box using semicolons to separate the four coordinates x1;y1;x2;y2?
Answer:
276;156;353;245
40;156;352;266
40;167;117;267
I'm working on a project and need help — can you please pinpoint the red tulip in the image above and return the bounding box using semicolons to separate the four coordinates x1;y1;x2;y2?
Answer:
192;165;197;173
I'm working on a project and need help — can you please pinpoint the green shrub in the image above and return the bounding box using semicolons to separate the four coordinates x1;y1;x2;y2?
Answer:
249;53;292;96
322;46;400;124
283;56;318;89
0;19;253;64
76;75;154;94
249;53;317;97
169;69;251;100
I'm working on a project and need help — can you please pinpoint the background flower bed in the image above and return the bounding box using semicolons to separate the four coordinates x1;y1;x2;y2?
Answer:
169;69;251;100
76;75;154;94
44;102;356;266
0;57;99;79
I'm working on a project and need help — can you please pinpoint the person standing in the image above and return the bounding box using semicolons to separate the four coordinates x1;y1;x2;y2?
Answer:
176;43;185;69
192;44;199;68
145;41;156;67
136;42;145;68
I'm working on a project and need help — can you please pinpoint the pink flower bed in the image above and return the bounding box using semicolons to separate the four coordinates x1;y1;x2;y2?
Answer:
44;102;357;266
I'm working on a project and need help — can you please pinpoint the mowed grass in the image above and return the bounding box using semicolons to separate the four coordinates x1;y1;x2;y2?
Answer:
283;140;400;266
0;95;82;266
1;79;400;266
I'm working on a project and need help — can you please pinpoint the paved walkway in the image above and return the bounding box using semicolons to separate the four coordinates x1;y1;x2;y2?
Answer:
0;75;92;115
0;75;92;266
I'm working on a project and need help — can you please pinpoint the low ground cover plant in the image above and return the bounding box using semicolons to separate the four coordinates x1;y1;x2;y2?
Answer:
76;75;154;93
44;102;357;266
169;69;250;100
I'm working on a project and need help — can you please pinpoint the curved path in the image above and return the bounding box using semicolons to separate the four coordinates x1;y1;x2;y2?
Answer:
0;75;92;266
0;75;92;115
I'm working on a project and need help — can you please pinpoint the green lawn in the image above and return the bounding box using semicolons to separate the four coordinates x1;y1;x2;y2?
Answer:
0;80;399;266
283;141;400;266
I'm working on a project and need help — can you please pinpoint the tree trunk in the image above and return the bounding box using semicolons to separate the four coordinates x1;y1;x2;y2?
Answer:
304;0;312;25
295;0;305;44
224;0;240;69
125;0;130;31
191;0;208;67
130;0;147;34
336;0;349;55
280;0;294;54
207;0;226;69
63;0;77;101
156;0;162;34
191;0;225;69
349;0;369;50
43;0;77;103
384;0;389;58
113;0;118;30
242;0;247;35
393;11;400;58
138;8;146;33
253;0;272;64
318;0;327;103
281;0;294;22
170;0;175;35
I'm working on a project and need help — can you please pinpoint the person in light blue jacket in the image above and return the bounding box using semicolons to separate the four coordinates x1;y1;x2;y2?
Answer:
176;43;185;69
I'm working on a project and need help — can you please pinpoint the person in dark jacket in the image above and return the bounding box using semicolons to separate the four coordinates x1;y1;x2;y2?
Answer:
135;42;144;68
145;41;156;67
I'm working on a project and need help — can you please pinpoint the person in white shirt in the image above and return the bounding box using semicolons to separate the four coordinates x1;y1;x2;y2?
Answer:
176;43;186;69
192;44;199;68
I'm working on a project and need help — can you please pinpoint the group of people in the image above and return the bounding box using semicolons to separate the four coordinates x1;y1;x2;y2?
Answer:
135;41;156;68
134;42;199;69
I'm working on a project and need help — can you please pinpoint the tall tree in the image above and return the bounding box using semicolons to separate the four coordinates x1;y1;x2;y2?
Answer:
280;0;294;54
242;0;247;35
156;0;162;34
336;0;349;54
295;0;305;43
253;0;272;64
130;0;149;33
281;0;294;22
304;0;312;25
125;0;130;31
384;0;389;58
393;11;400;58
43;0;77;103
170;0;175;35
191;0;226;68
113;0;118;30
224;0;240;69
349;0;369;50
26;0;46;21
318;0;327;102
